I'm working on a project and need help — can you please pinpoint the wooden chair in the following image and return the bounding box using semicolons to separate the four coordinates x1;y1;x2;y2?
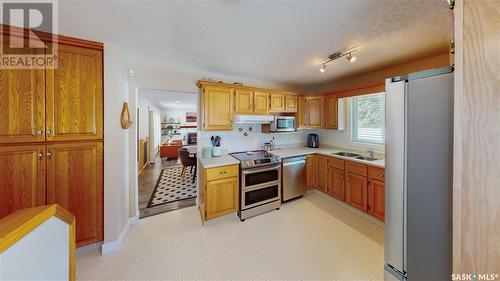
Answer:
178;147;197;183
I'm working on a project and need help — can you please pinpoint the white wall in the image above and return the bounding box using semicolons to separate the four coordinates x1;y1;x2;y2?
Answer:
0;217;69;281
162;108;197;124
137;97;160;139
103;43;131;253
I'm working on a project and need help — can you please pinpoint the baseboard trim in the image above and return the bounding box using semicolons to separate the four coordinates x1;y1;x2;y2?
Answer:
76;242;103;254
101;216;137;255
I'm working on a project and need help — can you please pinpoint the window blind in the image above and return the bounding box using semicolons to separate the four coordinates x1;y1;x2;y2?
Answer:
351;93;385;144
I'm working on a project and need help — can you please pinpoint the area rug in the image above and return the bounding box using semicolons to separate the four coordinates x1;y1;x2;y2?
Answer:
147;165;197;208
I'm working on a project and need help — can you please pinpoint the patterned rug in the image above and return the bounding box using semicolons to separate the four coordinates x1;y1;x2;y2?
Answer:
147;165;197;208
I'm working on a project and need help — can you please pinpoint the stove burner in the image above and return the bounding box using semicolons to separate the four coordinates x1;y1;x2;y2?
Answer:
230;150;281;169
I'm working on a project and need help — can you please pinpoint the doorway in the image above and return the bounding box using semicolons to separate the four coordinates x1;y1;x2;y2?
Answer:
136;89;199;218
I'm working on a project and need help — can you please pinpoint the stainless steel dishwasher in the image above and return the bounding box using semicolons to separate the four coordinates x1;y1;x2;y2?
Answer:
282;156;307;201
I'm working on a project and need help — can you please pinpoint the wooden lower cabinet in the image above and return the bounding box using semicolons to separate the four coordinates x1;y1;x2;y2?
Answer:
368;179;385;221
328;167;345;201
306;154;317;189
0;144;46;218
201;165;239;221
46;141;103;247
346;172;368;212
316;155;328;192
206;177;239;220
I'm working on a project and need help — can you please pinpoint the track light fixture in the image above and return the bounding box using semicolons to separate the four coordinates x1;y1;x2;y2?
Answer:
319;47;358;73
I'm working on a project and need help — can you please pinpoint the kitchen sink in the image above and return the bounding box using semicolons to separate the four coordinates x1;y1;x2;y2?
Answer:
333;152;361;158
355;156;379;161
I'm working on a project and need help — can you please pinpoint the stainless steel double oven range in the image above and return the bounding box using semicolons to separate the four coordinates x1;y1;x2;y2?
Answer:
229;150;281;221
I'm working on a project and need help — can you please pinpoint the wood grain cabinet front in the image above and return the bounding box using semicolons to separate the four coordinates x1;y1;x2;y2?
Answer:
284;95;298;112
0;66;46;144
297;96;306;129
202;165;239;220
368;166;385;221
206;176;239;220
327;158;345;201
346;172;368;212
316;155;328;192
306;96;323;128
234;89;254;114
202;86;233;131
46;44;103;141
253;91;269;115
324;95;338;129
46;141;103;247
306;154;317;189
0;144;46;219
269;92;285;112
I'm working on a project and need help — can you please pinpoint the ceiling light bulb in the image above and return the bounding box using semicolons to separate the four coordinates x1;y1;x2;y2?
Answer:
319;64;327;73
347;54;357;63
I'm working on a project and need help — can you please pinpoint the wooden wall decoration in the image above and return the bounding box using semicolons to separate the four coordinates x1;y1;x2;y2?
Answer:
121;102;133;129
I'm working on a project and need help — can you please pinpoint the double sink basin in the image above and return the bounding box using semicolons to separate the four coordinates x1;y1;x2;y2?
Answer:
333;151;380;161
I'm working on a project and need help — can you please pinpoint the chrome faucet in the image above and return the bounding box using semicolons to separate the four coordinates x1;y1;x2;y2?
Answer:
367;148;375;158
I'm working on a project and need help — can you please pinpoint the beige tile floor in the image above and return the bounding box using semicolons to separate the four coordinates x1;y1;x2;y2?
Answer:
76;191;385;281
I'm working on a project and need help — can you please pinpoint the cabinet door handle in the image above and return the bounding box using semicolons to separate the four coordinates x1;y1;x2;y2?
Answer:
36;130;43;135
37;152;44;160
46;129;52;136
46;152;52;159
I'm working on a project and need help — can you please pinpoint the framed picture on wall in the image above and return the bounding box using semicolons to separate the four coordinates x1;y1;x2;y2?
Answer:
186;112;197;123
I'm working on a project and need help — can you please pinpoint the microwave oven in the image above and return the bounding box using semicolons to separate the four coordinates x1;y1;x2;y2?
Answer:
270;116;296;132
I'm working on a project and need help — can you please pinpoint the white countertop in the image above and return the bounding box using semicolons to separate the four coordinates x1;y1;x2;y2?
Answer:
270;145;385;168
198;154;239;169
198;145;385;169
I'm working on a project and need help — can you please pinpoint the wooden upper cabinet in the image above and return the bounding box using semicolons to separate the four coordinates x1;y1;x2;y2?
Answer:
284;94;298;112
324;95;338;129
234;89;254;114
46;44;103;141
306;154;317;189
0;144;46;219
297;96;306;129
46;141;103;247
269;92;284;112
253;91;269;115
317;155;328;192
0;66;46;144
306;96;323;128
206;176;239;220
203;86;233;131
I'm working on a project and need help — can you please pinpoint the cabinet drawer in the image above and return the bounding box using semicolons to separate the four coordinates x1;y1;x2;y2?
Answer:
368;166;385;182
346;161;367;176
206;165;239;181
328;157;345;170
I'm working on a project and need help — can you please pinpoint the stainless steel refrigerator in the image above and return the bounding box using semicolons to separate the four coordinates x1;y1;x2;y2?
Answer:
384;67;453;281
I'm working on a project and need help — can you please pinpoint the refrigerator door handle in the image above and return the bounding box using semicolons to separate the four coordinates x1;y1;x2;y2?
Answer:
384;264;407;281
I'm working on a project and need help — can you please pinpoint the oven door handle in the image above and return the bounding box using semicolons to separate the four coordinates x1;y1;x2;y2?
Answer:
242;165;280;175
242;180;281;192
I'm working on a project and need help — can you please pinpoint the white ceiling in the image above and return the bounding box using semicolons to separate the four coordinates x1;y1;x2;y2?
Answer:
58;0;450;90
138;89;198;111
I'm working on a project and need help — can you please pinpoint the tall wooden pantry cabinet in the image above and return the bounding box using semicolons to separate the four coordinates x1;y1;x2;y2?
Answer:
0;27;104;247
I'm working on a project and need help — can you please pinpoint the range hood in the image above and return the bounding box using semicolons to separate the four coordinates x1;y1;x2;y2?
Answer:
233;114;274;124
